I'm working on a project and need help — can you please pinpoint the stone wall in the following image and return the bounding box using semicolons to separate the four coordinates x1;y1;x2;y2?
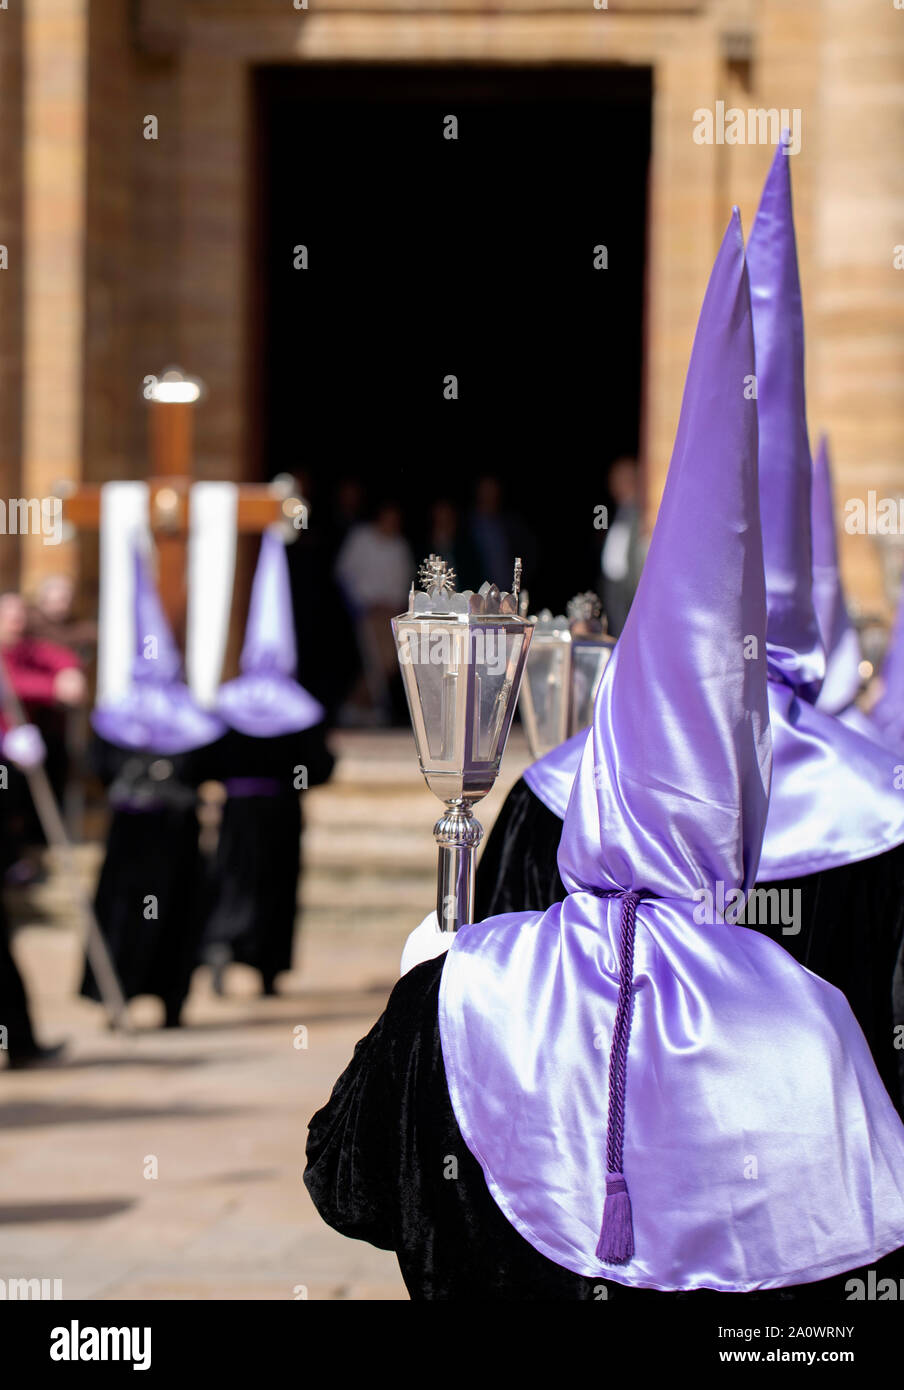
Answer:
0;1;23;591
7;0;904;618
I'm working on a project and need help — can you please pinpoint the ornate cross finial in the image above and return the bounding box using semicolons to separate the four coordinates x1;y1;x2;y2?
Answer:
418;554;457;597
567;591;602;624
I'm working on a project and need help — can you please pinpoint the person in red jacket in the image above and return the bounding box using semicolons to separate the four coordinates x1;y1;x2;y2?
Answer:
1;592;86;859
0;591;86;724
0;593;80;1068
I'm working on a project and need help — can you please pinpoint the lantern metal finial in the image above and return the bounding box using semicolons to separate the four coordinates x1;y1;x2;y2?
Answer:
512;557;522;603
519;591;615;760
418;554;457;597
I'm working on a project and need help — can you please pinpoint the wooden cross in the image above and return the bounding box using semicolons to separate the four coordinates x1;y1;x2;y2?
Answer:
59;375;299;645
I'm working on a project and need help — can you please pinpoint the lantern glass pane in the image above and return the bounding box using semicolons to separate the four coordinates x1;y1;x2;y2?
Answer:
570;643;613;733
525;642;569;751
409;632;461;761
472;628;525;762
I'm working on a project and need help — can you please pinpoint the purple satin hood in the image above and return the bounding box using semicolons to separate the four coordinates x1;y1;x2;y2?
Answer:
748;139;825;701
92;549;226;756
215;528;325;738
811;435;863;714
525;681;904;878
526;157;904;870
869;580;904;755
441;212;904;1290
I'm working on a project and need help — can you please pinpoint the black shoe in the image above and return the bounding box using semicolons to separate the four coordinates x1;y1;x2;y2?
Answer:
6;1042;66;1070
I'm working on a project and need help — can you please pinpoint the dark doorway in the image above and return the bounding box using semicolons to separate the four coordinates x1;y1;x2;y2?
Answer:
253;63;651;613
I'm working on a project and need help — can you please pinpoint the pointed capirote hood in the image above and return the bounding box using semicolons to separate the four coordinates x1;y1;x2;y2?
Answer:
526;433;904;872
869;579;904;753
215;527;324;738
438;210;904;1291
557;209;770;902
130;545;182;685
746;138;825;702
811;435;862;713
92;548;226;755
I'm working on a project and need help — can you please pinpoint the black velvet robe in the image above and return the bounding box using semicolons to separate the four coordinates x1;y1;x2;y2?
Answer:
81;736;222;1024
305;955;904;1301
476;777;904;1116
0;899;37;1060
202;726;334;989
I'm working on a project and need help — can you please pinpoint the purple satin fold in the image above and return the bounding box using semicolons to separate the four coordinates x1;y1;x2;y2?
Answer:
525;684;904;880
440;210;904;1290
224;776;281;798
216;674;324;740
92;683;225;758
756;684;904;878
525;150;904;876
92;549;226;756
108;794;168;815
811;435;863;715
869;580;904;755
748;138;825;702
523;728;587;820
441;897;904;1288
215;529;325;738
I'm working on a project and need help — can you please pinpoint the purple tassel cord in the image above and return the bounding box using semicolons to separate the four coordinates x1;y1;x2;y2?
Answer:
596;891;640;1264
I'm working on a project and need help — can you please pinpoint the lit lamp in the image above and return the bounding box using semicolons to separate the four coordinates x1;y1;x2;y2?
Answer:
519;592;615;759
392;555;534;933
148;366;204;405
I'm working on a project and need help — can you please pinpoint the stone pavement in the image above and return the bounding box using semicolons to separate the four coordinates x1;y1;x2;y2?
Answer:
0;729;531;1301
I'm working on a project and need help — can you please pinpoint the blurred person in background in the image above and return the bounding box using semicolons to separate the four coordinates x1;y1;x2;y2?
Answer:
459;476;537;594
334;501;414;725
326;478;366;563
598;457;646;637
28;574;97;662
423;498;462;578
0;717;66;1069
0;592;86;885
284;475;359;722
27;574;97;829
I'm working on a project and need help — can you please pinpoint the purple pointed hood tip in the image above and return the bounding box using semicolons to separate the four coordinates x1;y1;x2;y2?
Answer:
870;576;904;753
811;434;863;714
557;207;771;902
215;528;325;738
746;138;825;702
92;548;226;755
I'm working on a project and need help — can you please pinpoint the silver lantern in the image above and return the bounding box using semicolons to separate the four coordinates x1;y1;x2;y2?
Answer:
519;592;615;760
392;555;534;933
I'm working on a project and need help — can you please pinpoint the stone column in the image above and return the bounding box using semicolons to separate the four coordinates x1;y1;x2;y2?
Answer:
0;3;24;590
21;0;89;590
812;0;904;615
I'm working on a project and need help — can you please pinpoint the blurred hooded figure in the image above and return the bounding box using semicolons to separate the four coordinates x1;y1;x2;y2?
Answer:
304;211;904;1300
868;578;904;757
82;548;226;1028
810;434;883;743
203;529;334;995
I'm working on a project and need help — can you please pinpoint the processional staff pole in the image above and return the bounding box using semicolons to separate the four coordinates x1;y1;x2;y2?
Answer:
0;656;130;1033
